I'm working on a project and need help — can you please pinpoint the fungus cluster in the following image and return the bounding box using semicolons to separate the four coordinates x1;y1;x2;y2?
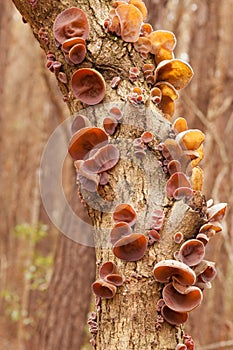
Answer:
103;106;123;136
92;261;124;299
133;130;153;159
110;204;148;261
104;1;193;118
69;119;120;192
153;200;226;328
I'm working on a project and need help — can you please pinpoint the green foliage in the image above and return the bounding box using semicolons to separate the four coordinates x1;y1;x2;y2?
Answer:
25;251;53;291
14;222;48;243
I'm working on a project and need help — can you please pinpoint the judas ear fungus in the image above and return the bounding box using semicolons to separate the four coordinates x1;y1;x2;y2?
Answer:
150;87;162;104
103;116;118;135
113;233;147;261
109;106;123;121
68;43;86;64
78;165;100;192
53;7;89;44
173;232;183;244
179;239;205;267
82;144;120;173
92;280;117;299
128;0;147;20
166;172;191;197
62;37;86;53
134;37;152;57
68;127;108;161
153;259;196;286
176;129;205;151
161;305;188;326
99;261;117;279
155;59;193;90
113;203;137;226
191;166;203;191
167;160;181;175
110;222;132;245
140;22;153;36
207;202;227;222
71;114;91;134
176;344;187;350
71;68;106;105
148;30;176;63
141;131;153;143
172;117;188;134
116;4;143;42
173;187;193;200
105;274;124;286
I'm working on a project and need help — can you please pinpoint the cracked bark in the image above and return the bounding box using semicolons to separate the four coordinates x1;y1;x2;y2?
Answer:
11;0;207;349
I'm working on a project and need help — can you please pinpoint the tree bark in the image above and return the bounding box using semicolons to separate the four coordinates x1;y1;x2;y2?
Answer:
11;0;209;349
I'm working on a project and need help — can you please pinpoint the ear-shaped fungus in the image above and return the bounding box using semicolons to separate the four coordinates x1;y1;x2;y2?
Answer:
71;68;106;105
99;261;117;279
68;127;108;160
68;43;86;64
113;233;147;261
78;164;100;192
110;222;132;245
151;209;165;230
167;160;181;175
71;114;91;134
62;37;86;53
103;116;118;135
148;30;176;64
134;37;152;57
113;203;137;226
162;282;203;312
166;172;192;198
172;117;188;134
161;304;188;326
115;4;143;42
153;260;196;286
82;144;119;173
179;239;205;267
155;59;193;90
53;7;89;44
155;82;179;117
128;0;147;20
207;203;227;222
176;129;205;151
92;280;117;299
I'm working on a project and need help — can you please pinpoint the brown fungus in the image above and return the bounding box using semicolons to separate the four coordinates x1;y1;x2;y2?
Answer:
62;37;86;53
153;259;196;286
163;282;203;312
103;116;118;135
68;43;86;64
92;280;117;299
172;117;188;134
166;172;191;198
71;68;106;105
99;261;117;279
207;202;227;222
134;37;152;58
113;203;137;226
115;4;143;42
176;129;205;151
179;239;205;267
71;114;91;134
68;127;108;160
141;131;153;144
113;233;147;261
110;222;132;245
53;7;89;45
174;232;184;244
82;144;119;173
161;304;188;326
109;106;123;121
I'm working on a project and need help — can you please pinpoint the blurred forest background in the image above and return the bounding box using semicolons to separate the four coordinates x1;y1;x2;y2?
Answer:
1;1;232;349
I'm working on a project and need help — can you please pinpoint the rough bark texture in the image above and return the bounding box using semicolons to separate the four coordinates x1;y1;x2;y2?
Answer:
11;1;208;349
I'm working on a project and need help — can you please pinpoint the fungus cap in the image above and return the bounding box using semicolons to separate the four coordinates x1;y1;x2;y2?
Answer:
128;0;147;20
103;116;118;135
172;117;188;134
62;37;86;53
113;203;137;226
113;233;147;261
99;261;117;279
105;274;124;286
155;59;193;90
92;280;117;299
176;129;205;151
179;239;205;267
163;282;203;312
116;4;143;42
82;144;119;173
71;114;91;134
161;304;188;326
71;68;106;105
166;172;191;197
69;43;86;64
78;165;100;192
153;259;196;285
53;7;89;44
148;30;176;58
110;222;132;245
68;127;108;160
207;203;227;222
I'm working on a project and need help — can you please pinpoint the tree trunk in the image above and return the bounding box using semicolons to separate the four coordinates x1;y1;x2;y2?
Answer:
11;0;214;349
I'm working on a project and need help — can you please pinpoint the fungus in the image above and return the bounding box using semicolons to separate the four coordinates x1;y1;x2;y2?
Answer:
58;71;68;84
176;129;205;151
140;22;153;36
68;127;108;160
174;232;184;244
53;7;90;44
68;43;86;64
167;160;181;175
104;274;124;286
113;233;147;261
129;66;140;81
207;202;227;222
176;345;187;350
99;261;117;279
148;30;176;64
162;282;203;312
115;4;143;42
134;37;152;57
161;138;183;161
129;0;147;20
155;82;179;118
99;171;109;185
172;117;188;134
191;166;203;191
148;229;161;245
199;221;223;234
166;172;191;197
134;149;147;158
71;68;106;105
141;131;153;144
111;76;121;89
109;106;123;121
71;114;91;134
110;222;132;245
113;203;137;226
161;305;188;326
196;233;209;246
62;37;86;53
92;280;117;299
82;144;119;173
179;239;205;267
150;87;162;104
103;116;118;135
154;59;193;90
151;209;165;230
153;259;196;286
173;187;193;200
78;165;100;192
